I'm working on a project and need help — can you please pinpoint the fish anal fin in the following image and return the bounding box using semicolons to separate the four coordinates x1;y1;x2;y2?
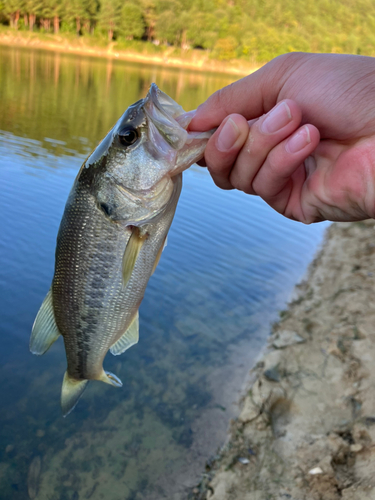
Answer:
151;236;167;276
99;371;123;387
30;288;61;355
61;372;89;417
110;312;139;356
122;227;148;287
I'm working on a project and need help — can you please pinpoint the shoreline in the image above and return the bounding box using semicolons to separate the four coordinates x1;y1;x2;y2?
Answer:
0;31;255;77
191;220;375;500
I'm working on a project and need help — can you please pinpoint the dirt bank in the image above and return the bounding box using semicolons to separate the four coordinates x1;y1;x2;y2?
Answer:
0;30;253;76
190;220;375;500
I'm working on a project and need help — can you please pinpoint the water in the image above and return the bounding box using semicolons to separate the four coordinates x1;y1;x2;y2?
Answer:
0;46;329;500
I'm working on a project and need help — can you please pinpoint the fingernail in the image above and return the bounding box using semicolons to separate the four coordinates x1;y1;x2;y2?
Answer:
217;118;240;151
286;126;311;153
261;102;292;134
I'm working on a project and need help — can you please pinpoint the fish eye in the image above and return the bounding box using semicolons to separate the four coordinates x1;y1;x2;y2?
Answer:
118;127;139;147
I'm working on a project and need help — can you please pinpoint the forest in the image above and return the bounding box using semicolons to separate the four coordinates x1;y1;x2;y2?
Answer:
1;0;375;62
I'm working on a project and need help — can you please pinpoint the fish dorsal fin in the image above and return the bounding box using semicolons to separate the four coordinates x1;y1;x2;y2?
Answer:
61;372;89;417
110;312;139;356
122;227;148;287
30;288;61;355
151;236;167;275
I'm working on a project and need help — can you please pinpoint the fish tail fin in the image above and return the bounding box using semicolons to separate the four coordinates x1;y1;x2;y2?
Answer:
98;370;123;388
61;372;89;417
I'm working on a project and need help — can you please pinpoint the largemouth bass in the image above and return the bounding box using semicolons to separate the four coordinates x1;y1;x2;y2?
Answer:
30;84;212;416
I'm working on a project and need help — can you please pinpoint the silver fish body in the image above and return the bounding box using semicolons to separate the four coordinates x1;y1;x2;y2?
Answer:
30;84;212;415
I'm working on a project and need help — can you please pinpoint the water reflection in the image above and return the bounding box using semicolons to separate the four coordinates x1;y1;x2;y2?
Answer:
0;46;235;156
0;46;329;500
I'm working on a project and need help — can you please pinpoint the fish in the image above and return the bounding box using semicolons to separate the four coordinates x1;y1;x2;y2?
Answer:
30;84;213;416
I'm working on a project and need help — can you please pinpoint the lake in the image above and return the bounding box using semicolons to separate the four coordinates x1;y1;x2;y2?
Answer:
0;45;329;500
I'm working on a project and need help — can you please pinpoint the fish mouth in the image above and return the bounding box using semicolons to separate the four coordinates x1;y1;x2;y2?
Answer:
143;83;213;175
143;83;190;151
148;83;186;123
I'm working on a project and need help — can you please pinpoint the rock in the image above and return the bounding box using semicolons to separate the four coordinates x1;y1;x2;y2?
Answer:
272;330;306;349
350;443;363;453
5;444;14;454
264;366;281;382
308;467;323;475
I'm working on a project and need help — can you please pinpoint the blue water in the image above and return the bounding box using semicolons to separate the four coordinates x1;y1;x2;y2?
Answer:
0;46;329;500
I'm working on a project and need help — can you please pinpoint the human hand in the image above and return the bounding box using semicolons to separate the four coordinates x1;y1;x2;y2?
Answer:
190;53;375;223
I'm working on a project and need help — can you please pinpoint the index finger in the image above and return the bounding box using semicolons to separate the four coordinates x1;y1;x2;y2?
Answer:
189;55;290;131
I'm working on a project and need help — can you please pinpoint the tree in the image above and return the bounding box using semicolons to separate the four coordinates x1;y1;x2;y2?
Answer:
139;0;156;41
186;10;218;49
4;0;22;28
98;0;121;40
155;9;182;45
49;0;62;33
24;0;41;30
40;0;57;31
82;0;99;34
119;3;145;39
63;0;85;34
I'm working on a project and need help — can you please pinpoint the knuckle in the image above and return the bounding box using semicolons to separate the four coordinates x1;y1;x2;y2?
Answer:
212;87;224;109
211;174;233;191
206;154;232;176
229;170;255;195
274;52;307;73
242;185;256;195
211;82;237;117
265;150;281;176
251;176;265;197
243;125;264;157
265;146;292;180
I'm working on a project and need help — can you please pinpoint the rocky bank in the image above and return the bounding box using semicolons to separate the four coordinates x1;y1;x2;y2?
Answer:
190;220;375;500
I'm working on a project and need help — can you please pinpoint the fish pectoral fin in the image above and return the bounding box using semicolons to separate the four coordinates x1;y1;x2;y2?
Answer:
61;372;89;417
151;236;167;276
99;371;123;387
122;227;148;287
110;312;139;356
30;288;61;355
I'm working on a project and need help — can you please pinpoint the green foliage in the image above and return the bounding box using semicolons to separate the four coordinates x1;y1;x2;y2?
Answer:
119;2;145;40
213;36;237;60
186;10;218;49
3;0;375;62
155;8;182;44
97;0;120;39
